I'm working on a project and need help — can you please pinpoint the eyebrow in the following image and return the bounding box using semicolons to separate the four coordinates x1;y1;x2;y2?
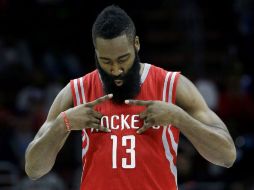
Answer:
99;53;130;60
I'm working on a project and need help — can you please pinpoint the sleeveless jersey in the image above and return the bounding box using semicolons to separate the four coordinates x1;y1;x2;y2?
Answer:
70;63;180;190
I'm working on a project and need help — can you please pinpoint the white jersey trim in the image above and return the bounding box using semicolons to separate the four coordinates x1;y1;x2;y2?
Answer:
162;72;171;102
79;77;86;103
162;126;178;186
168;72;177;103
74;79;90;182
73;78;90;161
161;71;178;189
141;63;151;83
82;129;89;158
168;125;178;155
73;79;81;105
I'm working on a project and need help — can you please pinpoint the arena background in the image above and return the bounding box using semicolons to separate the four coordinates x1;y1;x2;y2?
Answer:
0;0;253;189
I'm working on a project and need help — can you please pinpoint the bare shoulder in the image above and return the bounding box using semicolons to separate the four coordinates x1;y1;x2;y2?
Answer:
34;82;73;138
46;82;73;122
176;74;208;114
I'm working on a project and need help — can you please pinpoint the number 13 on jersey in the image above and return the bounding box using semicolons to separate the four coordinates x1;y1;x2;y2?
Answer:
110;135;136;169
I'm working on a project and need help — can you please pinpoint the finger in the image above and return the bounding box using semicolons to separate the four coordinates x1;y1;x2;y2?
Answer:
137;123;152;134
99;126;111;133
145;117;156;126
86;94;113;107
90;123;111;132
90;118;101;125
92;110;103;119
97;124;111;132
139;110;148;119
125;99;152;106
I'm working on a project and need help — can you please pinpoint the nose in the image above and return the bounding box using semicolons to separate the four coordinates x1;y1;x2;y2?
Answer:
110;64;123;76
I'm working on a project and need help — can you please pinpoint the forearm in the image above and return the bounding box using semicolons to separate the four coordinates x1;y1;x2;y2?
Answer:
175;109;236;167
25;115;70;179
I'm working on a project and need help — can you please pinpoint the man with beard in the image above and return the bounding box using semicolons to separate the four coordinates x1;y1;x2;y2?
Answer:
25;5;236;190
95;50;141;104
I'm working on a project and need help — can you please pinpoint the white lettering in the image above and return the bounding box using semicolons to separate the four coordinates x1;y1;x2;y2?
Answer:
91;116;109;132
131;115;139;129
111;115;120;129
91;114;161;133
101;116;109;128
121;114;130;130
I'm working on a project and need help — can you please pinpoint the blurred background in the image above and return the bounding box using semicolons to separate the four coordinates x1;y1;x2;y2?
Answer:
0;0;254;189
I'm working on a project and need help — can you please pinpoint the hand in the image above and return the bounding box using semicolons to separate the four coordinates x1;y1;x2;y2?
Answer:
125;99;181;134
65;94;113;132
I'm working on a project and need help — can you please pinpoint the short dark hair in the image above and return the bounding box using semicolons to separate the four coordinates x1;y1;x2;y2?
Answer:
92;5;136;47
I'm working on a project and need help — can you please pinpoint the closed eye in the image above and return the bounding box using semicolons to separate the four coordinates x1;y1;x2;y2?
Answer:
99;58;111;65
118;56;129;64
118;59;127;64
102;60;111;64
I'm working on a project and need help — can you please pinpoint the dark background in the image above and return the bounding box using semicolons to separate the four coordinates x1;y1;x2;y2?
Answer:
0;0;254;189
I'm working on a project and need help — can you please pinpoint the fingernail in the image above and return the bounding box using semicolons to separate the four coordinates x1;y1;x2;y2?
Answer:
108;94;113;98
136;130;140;134
107;128;111;132
125;100;129;104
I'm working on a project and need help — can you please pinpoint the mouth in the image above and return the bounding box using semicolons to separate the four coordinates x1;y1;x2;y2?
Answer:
114;80;124;86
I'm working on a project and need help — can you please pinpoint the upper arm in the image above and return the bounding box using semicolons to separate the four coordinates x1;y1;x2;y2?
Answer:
176;75;228;131
34;83;73;139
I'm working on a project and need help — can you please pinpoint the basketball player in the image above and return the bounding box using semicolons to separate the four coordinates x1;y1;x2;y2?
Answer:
25;5;236;190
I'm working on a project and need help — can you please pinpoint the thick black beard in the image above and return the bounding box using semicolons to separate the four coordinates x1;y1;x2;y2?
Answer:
95;52;141;104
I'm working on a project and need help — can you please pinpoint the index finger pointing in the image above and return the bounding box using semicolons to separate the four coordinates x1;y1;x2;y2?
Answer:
125;99;152;106
86;94;113;107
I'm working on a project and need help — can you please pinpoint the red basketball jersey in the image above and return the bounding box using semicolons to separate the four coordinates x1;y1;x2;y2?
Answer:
70;63;180;190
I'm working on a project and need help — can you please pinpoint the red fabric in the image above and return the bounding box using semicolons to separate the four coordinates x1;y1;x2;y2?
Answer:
72;64;181;190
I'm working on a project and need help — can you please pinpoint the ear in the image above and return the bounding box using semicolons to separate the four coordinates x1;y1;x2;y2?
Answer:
134;36;140;52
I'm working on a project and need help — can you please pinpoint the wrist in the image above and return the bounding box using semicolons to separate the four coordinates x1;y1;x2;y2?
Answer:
60;111;71;132
61;111;71;132
169;106;185;127
173;107;194;129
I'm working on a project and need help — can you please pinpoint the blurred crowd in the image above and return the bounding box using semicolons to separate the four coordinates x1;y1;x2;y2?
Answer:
0;0;254;190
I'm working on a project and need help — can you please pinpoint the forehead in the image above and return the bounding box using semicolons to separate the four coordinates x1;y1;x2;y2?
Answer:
95;35;133;58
